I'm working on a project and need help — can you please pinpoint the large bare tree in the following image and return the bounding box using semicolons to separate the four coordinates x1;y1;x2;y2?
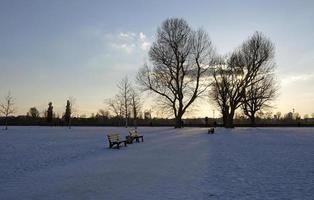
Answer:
210;31;275;128
137;18;215;128
242;70;278;124
0;92;15;130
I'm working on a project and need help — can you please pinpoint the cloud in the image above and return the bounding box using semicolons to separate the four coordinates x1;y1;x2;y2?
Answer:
139;32;146;40
139;32;151;51
111;43;136;54
84;29;151;74
281;73;314;86
119;32;136;39
104;31;151;54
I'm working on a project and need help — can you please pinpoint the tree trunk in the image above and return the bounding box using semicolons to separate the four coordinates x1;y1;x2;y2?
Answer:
250;115;256;126
133;106;137;128
125;114;128;128
5;116;8;130
222;111;228;127
225;110;235;128
175;115;183;128
222;105;229;128
68;118;72;129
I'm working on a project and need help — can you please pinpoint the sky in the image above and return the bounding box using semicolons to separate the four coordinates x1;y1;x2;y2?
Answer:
0;0;313;118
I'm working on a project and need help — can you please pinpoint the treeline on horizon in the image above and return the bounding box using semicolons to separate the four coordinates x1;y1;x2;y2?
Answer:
1;112;314;127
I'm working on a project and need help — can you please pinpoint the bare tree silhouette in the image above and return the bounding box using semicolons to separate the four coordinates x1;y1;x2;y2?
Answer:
0;92;15;130
118;77;132;128
107;96;124;118
97;109;109;121
106;77;133;127
138;18;215;128
210;32;275;128
242;74;278;124
130;88;141;128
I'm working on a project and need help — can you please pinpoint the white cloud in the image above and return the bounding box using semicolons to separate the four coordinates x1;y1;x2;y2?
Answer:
281;74;314;86
119;32;136;39
139;32;151;51
139;32;146;40
106;31;151;53
111;43;135;54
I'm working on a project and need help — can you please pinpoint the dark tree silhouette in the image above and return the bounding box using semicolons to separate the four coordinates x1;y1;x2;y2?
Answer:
210;32;275;128
0;92;15;130
107;96;124;118
118;77;132;128
64;100;72;129
138;18;215;128
130;88;141;128
47;102;53;123
242;74;278;124
97;109;109;121
28;107;40;118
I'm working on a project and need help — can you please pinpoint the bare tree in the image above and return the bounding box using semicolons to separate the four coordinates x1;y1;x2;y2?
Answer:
210;31;275;128
117;77;132;127
106;77;132;127
107;96;124;117
130;88;141;128
0;92;15;130
242;74;278;124
97;109;109;119
137;18;215;128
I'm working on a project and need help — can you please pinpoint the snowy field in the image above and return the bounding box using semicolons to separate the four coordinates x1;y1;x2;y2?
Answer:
0;127;314;200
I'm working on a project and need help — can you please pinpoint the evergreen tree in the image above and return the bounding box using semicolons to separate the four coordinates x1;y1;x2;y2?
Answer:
64;100;71;128
47;102;53;123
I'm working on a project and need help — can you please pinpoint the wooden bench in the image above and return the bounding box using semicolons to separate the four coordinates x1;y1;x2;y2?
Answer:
129;129;144;142
107;133;127;149
208;128;215;134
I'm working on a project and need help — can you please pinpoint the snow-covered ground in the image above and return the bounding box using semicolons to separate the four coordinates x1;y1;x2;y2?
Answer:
0;127;313;200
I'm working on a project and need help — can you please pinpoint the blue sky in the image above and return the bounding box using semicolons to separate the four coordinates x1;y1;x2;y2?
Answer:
0;0;313;117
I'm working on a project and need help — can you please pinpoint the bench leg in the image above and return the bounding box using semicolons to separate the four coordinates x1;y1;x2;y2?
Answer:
117;143;120;149
124;141;127;147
